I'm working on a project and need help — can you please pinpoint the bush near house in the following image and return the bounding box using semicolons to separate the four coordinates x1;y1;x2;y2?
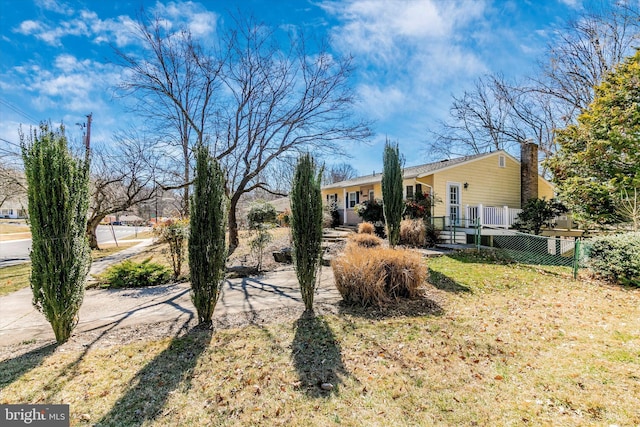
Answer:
332;245;426;307
586;232;640;286
355;199;386;237
348;233;382;248
99;258;171;289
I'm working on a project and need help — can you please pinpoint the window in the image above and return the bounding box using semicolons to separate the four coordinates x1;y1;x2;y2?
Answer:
406;185;414;199
448;183;461;225
327;194;337;204
415;183;422;196
348;191;359;208
499;155;506;168
369;190;374;201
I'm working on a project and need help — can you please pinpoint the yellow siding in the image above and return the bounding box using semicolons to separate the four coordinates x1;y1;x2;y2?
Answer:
431;153;521;217
538;176;555;200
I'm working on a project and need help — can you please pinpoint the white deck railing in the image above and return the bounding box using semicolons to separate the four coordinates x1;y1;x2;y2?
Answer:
465;204;522;229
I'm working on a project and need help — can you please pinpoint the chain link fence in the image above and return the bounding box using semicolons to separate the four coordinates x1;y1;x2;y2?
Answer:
475;226;585;278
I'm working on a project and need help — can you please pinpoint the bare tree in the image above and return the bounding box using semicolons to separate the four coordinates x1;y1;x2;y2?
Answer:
535;1;640;122
115;14;223;216
217;17;371;253
0;164;26;211
430;2;639;165
86;132;159;249
324;163;358;185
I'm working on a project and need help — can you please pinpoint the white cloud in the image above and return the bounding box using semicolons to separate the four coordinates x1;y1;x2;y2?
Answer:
558;0;582;9
15;20;42;35
14;1;218;47
36;0;74;15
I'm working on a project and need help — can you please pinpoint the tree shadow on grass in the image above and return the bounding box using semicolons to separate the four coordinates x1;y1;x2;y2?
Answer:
0;343;57;388
427;268;472;293
96;326;212;427
292;311;350;398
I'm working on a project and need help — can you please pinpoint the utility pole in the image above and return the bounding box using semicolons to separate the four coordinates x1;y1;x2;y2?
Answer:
85;113;92;161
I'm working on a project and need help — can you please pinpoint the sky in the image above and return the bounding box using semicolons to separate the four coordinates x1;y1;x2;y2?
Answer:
0;0;589;176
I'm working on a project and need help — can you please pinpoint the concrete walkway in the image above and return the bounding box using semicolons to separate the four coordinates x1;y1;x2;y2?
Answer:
0;266;340;346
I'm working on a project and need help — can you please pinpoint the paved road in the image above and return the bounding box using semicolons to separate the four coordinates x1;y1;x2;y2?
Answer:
0;225;150;266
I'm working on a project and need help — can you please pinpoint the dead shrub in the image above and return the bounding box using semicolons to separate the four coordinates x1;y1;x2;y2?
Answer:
332;246;427;307
348;233;382;248
400;219;426;247
358;222;375;234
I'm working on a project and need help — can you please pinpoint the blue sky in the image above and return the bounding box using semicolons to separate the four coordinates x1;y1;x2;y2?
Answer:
0;0;586;175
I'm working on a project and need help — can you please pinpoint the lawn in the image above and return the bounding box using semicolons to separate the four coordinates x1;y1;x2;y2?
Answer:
0;242;138;297
1;252;638;426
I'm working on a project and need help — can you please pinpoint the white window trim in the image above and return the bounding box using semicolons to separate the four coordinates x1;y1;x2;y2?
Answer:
446;182;462;226
348;191;357;208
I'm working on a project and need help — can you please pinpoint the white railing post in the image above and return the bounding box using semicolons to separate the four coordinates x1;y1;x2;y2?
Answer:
343;189;347;224
478;203;483;228
503;206;509;229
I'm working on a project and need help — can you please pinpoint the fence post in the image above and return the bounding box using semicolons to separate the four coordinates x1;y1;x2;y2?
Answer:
478;203;483;228
475;218;481;251
572;238;581;279
503;206;509;229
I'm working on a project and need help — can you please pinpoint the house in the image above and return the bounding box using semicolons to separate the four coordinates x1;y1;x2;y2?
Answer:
321;144;554;230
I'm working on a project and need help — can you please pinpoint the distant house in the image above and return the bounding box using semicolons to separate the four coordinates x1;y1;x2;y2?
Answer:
321;146;554;229
0;195;27;219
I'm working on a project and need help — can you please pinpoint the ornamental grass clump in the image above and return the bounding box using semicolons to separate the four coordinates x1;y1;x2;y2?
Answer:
399;219;426;247
358;222;375;234
348;233;382;248
332;245;427;307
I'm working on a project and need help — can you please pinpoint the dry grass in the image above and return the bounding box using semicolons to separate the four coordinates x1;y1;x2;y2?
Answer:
1;252;639;426
332;245;427;306
399;219;426;247
0;221;30;235
357;222;374;234
347;233;382;248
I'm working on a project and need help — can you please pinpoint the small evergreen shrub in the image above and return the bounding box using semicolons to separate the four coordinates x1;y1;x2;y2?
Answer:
586;232;640;286
425;222;439;247
332;246;426;307
100;258;171;289
329;202;341;227
399;219;426;247
348;233;382;248
358;222;375;234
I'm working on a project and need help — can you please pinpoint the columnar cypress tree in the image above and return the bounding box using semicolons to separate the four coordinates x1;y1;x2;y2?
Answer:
21;123;91;343
291;153;324;312
189;144;228;324
382;141;403;248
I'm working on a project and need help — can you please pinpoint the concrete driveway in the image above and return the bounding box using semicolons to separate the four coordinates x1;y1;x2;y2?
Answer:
0;266;340;346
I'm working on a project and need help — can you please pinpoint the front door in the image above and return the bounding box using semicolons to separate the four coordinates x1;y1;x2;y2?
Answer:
447;183;461;226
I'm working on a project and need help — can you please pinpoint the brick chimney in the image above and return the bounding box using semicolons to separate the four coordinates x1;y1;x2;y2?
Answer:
520;141;538;206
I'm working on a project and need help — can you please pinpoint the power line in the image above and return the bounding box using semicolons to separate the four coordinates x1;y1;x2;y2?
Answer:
0;98;39;123
0;137;20;148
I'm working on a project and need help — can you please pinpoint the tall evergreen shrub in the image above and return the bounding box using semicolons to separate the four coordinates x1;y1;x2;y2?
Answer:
21;123;91;343
382;141;403;247
291;153;324;311
189;144;228;324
